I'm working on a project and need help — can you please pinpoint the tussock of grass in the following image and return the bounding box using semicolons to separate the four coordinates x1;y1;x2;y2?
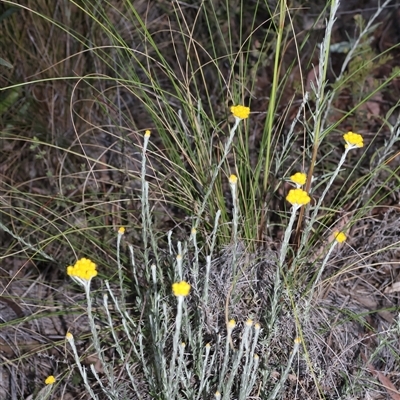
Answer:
1;0;400;399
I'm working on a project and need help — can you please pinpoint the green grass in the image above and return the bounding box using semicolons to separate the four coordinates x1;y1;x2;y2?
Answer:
1;0;400;398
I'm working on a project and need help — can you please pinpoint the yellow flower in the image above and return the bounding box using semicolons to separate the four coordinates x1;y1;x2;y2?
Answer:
145;130;151;137
118;227;125;235
229;174;238;184
65;332;73;340
45;375;56;385
67;258;97;281
290;172;307;187
172;281;191;297
343;131;363;149
334;231;346;243
286;188;311;206
227;319;236;330
294;337;301;344
230;105;250;120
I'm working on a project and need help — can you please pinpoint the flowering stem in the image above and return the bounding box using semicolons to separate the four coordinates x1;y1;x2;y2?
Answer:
194;118;240;229
197;343;211;399
170;296;184;375
224;177;240;328
84;283;109;376
280;205;300;267
294;0;340;244
141;132;151;267
305;241;338;318
219;320;235;389
222;321;252;399
229;176;239;277
116;231;125;307
299;149;349;252
66;333;99;400
269;338;301;399
230;178;238;262
314;149;349;214
269;205;299;331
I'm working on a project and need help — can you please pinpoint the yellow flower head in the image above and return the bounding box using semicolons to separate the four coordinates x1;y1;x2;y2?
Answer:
45;375;56;385
172;280;191;297
230;105;250;120
118;227;125;235
334;231;346;243
286;188;311;207
229;174;238;184
67;257;97;281
290;172;307;187
343;131;363;149
227;319;236;330
145;130;151;137
66;332;73;340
